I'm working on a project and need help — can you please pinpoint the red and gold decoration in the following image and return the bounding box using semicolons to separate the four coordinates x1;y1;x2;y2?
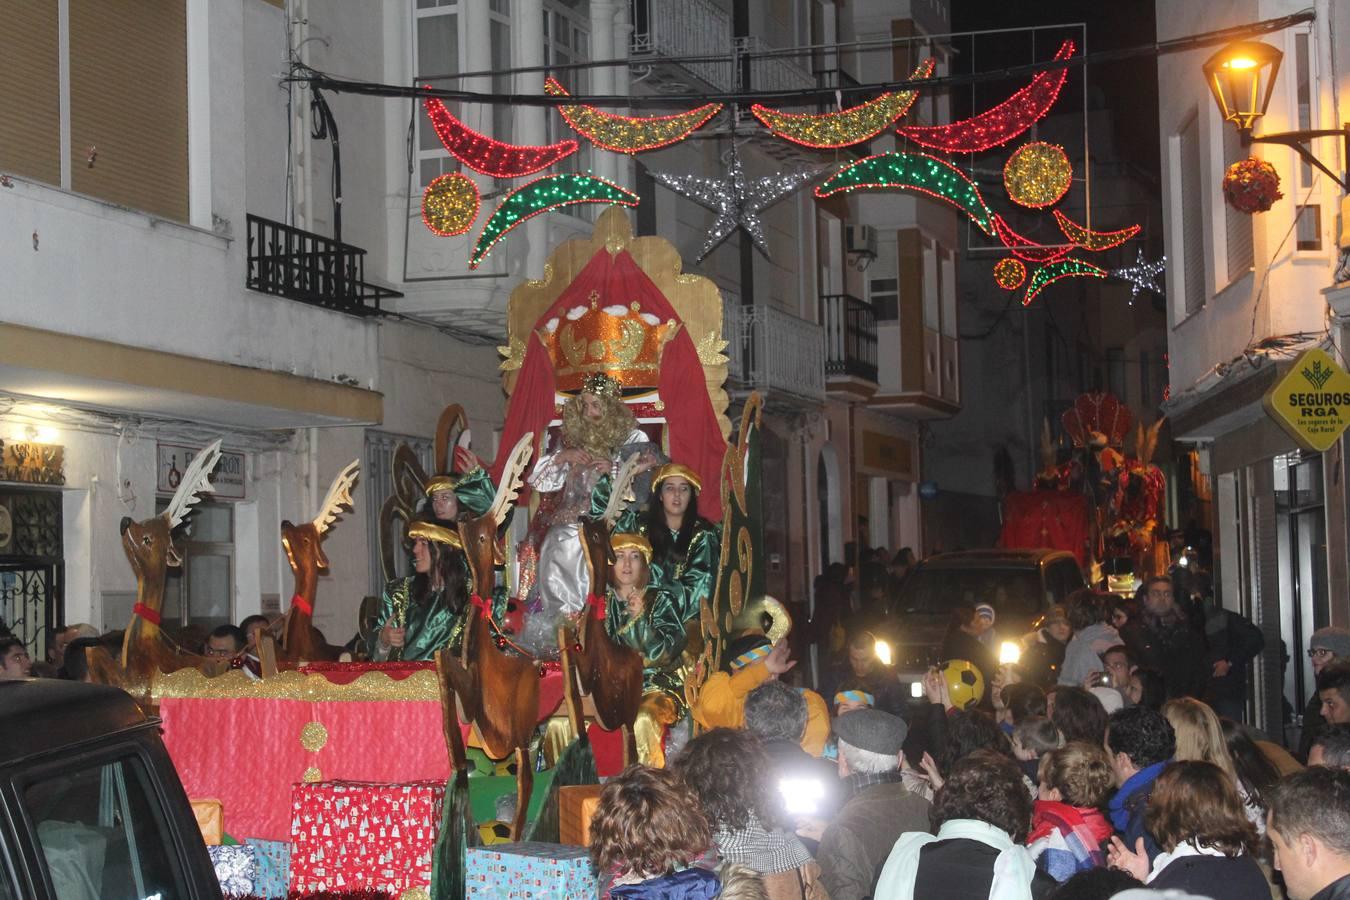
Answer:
420;173;480;236
538;302;682;393
422;94;577;178
1003;141;1073;208
1022;258;1106;306
895;40;1075;152
994;257;1028;290
751;59;935;148
992;213;1072;263
1222;156;1283;213
469;174;638;269
1052;210;1141;251
815;151;994;235
544;77;721;153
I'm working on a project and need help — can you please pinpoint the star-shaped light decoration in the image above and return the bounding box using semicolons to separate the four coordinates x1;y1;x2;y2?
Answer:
652;149;826;261
1111;249;1166;304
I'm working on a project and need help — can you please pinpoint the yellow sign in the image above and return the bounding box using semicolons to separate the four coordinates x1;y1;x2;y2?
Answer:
1264;348;1350;452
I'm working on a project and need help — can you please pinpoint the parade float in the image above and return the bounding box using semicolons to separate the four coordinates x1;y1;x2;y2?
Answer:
88;207;774;899
999;390;1168;589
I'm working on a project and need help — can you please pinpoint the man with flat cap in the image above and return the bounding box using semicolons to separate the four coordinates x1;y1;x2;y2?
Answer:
813;708;932;900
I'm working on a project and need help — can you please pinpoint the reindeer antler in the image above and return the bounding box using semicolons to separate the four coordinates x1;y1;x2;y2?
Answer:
162;439;222;528
602;454;642;527
313;460;360;533
487;433;534;525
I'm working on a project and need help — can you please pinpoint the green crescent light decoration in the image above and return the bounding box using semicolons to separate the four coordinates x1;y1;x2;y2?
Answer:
469;174;638;269
1022;258;1107;306
815;152;994;236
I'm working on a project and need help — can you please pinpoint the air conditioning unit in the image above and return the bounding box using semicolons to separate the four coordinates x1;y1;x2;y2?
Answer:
845;224;877;257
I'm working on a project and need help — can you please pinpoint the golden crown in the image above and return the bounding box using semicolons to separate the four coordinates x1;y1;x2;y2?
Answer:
538;295;682;393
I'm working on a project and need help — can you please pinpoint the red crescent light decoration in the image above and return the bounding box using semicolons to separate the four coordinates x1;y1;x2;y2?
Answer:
1052;210;1142;251
895;40;1076;153
992;213;1073;263
544;77;722;153
422;90;577;178
750;59;936;148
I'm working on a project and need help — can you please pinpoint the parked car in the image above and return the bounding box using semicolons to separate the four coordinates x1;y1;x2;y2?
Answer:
0;679;221;899
876;549;1086;686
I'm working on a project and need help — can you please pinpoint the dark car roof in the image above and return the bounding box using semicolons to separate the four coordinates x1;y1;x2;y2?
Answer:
0;679;150;766
916;549;1076;568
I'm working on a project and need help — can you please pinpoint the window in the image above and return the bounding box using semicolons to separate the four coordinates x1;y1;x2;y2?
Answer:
22;753;188;900
1139;350;1153;406
868;231;899;321
1179;114;1205;315
1222;120;1254;281
1106;347;1126;398
154;499;234;630
543;3;593;190
0;2;189;220
939;247;956;338
414;1;460;188
490;0;513;154
921;238;939;331
1297;204;1322;251
1295;32;1313;185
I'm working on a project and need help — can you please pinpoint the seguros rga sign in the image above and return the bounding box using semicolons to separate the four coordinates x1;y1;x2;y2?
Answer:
1264;347;1350;452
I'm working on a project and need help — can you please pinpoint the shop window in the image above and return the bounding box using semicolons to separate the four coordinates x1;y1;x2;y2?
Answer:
154;499;234;631
21;753;187;900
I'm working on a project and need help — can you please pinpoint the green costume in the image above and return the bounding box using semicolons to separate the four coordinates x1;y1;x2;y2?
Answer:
367;573;508;661
604;585;688;699
650;519;721;624
452;467;496;518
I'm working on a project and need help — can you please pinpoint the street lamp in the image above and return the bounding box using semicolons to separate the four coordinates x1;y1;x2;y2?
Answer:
1203;39;1350;191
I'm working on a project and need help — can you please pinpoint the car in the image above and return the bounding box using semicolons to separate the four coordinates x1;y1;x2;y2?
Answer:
0;679;221;899
875;549;1086;686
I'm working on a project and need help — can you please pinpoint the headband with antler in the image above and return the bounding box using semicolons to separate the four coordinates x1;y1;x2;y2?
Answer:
602;455;642;527
162;440;223;528
314;460;360;533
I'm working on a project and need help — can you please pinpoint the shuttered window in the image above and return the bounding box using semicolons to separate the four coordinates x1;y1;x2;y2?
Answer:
0;2;62;185
1179;115;1206;315
1222;121;1254;282
69;0;189;221
0;0;188;222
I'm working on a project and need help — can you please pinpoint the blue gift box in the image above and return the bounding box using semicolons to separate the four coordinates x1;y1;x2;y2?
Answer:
466;841;599;899
208;844;257;896
243;838;291;899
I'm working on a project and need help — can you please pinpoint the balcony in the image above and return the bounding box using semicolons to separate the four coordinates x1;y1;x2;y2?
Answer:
629;0;735;93
821;293;878;401
723;299;825;407
246;214;402;318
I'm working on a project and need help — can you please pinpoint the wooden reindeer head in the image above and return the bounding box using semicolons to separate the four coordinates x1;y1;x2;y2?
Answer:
120;440;222;603
458;434;532;598
579;454;643;603
281;460;359;579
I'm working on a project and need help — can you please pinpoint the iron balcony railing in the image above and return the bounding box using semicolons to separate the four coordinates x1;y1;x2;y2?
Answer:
723;298;826;404
820;293;878;383
245;214;402;317
630;0;735;92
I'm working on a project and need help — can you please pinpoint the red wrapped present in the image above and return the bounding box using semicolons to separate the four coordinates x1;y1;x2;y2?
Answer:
289;780;444;895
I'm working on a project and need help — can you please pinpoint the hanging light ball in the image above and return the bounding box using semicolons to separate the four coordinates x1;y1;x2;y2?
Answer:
421;172;480;236
1003;141;1073;208
994;257;1028;290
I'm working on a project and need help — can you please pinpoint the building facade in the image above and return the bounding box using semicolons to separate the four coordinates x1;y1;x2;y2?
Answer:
1156;0;1349;742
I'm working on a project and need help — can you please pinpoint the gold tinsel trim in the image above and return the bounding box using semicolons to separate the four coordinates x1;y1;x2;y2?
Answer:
300;720;329;752
151;668;443;703
302;766;323;783
399;889;432;900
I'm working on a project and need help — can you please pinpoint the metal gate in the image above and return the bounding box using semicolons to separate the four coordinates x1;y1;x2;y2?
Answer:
0;488;63;660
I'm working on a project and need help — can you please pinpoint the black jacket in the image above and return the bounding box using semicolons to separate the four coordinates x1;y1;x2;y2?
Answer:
910;838;1058;899
1121;610;1209;699
1149;853;1270;900
1203;606;1265;702
1313;872;1350;900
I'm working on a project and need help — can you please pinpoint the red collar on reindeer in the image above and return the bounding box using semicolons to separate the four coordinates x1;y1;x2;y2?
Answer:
290;593;313;616
132;603;162;626
587;593;607;620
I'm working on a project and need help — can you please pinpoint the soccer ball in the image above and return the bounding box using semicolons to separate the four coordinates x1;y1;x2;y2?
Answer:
479;820;513;845
941;659;985;710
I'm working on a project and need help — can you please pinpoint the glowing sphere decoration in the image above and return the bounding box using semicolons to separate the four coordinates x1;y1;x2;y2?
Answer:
941;658;985;710
994;257;1028;290
421;173;480;236
1003;141;1073;208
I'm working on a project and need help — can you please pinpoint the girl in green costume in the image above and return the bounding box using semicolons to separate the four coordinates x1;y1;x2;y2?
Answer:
605;532;688;767
369;520;472;661
644;463;721;625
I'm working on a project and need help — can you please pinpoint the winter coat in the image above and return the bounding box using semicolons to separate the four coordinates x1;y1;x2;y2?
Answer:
1121;610;1209;699
1202;605;1265;705
1058;623;1121;686
816;781;931;900
1148;853;1270;900
1311;873;1350;900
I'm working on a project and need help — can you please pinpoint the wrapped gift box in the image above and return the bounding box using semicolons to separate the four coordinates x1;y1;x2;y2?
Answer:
466;842;598;898
207;844;257;896
192;799;224;845
243;838;291;899
557;785;603;846
290;780;444;895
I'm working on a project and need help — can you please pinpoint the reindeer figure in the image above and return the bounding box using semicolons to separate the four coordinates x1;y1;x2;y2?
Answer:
120;440;224;679
437;434;540;840
279;460;360;662
563;456;645;766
